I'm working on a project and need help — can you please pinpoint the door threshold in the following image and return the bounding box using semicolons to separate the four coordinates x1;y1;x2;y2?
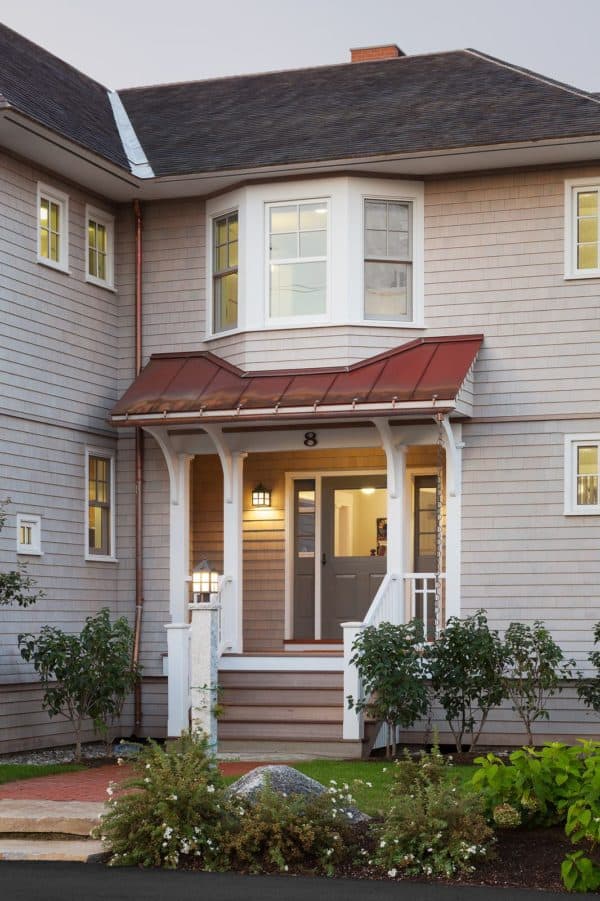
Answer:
284;641;342;653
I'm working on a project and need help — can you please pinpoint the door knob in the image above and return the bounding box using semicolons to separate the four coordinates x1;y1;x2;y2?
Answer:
322;552;327;565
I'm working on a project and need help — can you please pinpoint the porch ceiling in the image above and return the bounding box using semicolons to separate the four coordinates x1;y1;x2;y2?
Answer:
109;334;483;427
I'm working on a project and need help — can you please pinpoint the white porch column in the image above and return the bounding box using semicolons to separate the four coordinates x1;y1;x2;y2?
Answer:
373;420;407;602
189;601;220;748
203;426;246;654
342;621;365;741
440;418;463;621
222;451;246;653
145;428;193;738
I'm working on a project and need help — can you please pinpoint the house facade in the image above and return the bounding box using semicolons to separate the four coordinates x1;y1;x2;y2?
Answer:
1;27;599;755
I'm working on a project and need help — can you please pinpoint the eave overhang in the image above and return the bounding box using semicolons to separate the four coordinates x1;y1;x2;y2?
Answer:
109;335;483;429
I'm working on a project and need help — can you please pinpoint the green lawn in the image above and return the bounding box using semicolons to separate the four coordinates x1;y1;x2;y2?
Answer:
0;763;84;785
223;759;474;816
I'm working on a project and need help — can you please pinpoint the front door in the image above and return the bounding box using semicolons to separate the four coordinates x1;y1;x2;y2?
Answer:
320;475;387;639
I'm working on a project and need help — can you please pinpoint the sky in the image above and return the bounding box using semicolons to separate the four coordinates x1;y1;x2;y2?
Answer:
2;0;600;92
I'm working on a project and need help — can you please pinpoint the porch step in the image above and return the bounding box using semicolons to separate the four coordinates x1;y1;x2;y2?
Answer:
218;739;364;760
220;705;342;724
219;670;343;689
217;667;350;754
219;720;343;741
0;800;105;863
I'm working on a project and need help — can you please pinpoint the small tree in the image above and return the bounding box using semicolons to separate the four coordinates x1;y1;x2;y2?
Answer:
577;621;600;715
0;499;43;608
503;620;577;746
348;619;429;759
19;608;140;761
428;610;506;752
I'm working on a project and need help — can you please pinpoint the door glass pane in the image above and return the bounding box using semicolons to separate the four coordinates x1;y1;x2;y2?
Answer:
296;489;315;557
333;488;387;557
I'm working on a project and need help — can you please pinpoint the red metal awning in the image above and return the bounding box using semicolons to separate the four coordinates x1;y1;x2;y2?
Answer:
109;335;483;427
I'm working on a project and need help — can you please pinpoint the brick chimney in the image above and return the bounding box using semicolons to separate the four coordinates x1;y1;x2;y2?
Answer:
350;44;405;63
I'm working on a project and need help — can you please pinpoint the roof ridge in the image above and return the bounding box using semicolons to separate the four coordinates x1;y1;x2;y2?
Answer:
117;48;469;94
465;48;600;104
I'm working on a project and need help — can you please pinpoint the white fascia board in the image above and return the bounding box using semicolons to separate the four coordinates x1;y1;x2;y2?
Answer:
107;91;154;179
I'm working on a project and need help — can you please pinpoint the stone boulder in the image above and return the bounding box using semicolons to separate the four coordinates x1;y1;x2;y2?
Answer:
227;764;369;822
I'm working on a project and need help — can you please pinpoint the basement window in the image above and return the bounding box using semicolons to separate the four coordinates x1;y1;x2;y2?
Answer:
16;514;42;555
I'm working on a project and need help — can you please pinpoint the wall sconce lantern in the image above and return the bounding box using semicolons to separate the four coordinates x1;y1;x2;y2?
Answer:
251;482;271;507
192;558;220;602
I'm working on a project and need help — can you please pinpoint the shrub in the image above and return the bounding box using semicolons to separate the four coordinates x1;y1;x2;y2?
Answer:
373;746;493;879
98;733;230;868
348;619;429;758
19;608;140;761
503;620;577;746
428;610;506;751
218;781;360;875
577;621;600;716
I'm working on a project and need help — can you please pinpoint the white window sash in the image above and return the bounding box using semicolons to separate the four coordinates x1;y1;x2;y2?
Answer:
564;434;600;515
85;205;115;289
84;448;117;561
564;180;600;279
37;182;69;273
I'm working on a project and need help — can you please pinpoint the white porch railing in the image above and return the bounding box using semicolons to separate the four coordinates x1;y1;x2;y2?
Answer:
342;570;446;740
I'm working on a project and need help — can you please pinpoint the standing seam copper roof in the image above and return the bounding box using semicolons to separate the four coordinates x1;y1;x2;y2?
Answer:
110;335;483;423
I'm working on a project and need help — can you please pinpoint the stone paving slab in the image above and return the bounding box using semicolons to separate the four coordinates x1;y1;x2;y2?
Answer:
0;838;105;861
0;799;104;836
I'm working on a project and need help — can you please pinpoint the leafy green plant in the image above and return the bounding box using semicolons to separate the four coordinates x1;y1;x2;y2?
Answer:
503;621;577;745
98;733;230;868
348;619;429;758
373;745;493;879
471;742;592;826
471;741;600;893
19;608;140;761
428;610;506;751
219;781;360;875
577;621;600;715
0;498;43;608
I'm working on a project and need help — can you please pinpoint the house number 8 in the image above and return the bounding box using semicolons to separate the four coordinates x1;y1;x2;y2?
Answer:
303;431;318;447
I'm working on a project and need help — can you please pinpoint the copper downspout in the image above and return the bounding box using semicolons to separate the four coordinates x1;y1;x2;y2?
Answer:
132;199;144;733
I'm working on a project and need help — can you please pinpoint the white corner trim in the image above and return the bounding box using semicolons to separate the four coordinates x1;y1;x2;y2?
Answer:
107;91;155;178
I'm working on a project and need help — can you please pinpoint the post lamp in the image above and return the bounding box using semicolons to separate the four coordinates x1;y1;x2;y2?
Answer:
251;482;271;507
192;558;220;603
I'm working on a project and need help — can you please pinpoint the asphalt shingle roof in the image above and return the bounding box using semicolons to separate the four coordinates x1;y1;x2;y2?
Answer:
118;50;600;178
0;22;129;169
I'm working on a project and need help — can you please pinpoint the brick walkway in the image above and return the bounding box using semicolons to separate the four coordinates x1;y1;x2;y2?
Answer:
0;760;283;802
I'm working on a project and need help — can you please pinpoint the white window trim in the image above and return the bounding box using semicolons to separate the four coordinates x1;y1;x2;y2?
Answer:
37;182;69;273
564;434;600;515
265;197;331;328
207;200;242;338
205;176;425;339
85;205;115;290
84;447;117;562
16;513;42;556
564;178;600;279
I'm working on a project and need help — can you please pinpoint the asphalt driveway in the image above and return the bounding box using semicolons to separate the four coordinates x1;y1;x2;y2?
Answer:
1;862;595;901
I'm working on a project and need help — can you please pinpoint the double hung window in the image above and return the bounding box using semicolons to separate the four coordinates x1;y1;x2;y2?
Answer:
86;206;115;289
565;181;600;278
37;183;68;272
213;212;238;332
564;436;600;514
86;451;115;559
364;199;412;321
268;200;328;320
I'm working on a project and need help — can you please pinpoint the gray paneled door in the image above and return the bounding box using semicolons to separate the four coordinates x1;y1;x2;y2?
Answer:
320;475;387;639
